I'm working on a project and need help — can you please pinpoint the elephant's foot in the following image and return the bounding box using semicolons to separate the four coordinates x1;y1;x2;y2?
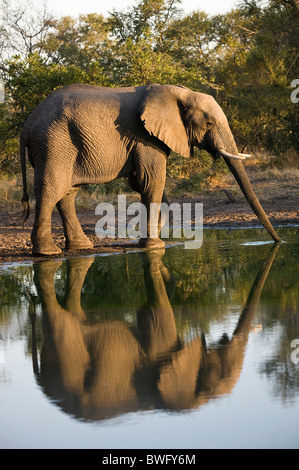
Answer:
65;236;94;250
138;237;165;250
32;239;62;256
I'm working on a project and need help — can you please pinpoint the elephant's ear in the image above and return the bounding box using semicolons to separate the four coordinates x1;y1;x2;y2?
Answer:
140;85;191;157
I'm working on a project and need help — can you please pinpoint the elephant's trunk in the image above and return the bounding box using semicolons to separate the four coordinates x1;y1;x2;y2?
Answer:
223;157;281;242
210;116;281;243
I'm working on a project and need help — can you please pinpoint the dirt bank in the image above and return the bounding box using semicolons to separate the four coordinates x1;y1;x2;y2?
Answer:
0;181;298;265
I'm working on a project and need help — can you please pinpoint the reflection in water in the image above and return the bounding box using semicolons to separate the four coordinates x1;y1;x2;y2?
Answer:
31;244;279;422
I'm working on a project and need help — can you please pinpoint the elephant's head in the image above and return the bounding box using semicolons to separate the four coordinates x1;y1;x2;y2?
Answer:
140;84;281;242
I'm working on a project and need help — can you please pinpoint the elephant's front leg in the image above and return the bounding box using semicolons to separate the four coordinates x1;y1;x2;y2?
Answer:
137;160;166;250
56;187;93;251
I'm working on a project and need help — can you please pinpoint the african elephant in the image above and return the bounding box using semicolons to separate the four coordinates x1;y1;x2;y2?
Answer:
20;84;281;255
30;245;279;420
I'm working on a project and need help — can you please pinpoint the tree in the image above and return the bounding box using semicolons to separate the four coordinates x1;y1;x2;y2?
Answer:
108;0;187;85
113;34;185;85
109;0;182;50
206;0;299;152
0;0;55;64
164;11;215;91
42;13;113;72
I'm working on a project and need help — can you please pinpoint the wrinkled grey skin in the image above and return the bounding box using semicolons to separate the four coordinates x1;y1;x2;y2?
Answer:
20;84;281;255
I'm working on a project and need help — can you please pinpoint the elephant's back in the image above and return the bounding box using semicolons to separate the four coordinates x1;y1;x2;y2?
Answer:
43;83;146;110
22;84;147;139
21;84;149;177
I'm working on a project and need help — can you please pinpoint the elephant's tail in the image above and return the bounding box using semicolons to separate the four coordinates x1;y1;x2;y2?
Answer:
20;135;30;226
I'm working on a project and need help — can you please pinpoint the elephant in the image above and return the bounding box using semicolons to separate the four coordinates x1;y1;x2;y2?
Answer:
30;244;279;420
20;83;281;255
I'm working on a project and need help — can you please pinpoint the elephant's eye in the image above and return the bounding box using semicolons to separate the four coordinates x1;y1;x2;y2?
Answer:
204;113;215;129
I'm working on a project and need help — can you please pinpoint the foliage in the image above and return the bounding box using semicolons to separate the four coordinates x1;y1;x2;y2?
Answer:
42;13;113;71
166;148;228;195
0;101;19;174
113;34;188;85
211;0;299;153
0;0;298;185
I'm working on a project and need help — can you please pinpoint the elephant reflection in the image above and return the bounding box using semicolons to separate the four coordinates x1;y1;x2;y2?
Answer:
31;245;279;420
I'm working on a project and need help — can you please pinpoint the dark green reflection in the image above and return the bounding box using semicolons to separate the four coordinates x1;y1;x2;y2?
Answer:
0;227;298;420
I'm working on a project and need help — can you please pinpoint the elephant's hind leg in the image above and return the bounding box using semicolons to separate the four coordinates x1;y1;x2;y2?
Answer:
56;187;93;250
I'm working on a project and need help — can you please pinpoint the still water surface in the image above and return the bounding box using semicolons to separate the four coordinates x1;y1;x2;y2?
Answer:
0;227;298;449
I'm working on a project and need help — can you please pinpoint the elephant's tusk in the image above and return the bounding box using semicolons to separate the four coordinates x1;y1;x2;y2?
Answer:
238;153;252;157
218;149;248;160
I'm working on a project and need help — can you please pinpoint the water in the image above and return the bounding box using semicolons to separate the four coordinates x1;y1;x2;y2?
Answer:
0;227;298;449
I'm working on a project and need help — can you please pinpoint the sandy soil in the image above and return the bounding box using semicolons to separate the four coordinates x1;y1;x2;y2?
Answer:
0;177;298;265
